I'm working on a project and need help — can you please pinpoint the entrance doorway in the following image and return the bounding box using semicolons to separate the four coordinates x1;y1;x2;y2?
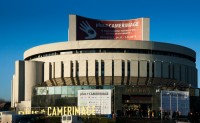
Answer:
122;95;152;118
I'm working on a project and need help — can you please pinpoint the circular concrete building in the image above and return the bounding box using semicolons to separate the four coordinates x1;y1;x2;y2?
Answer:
24;40;196;88
11;15;198;116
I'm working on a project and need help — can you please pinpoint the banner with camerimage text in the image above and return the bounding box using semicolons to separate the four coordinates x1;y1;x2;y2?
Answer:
76;15;145;40
78;89;112;115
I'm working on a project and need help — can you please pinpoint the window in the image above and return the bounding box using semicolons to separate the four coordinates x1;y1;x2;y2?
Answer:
112;60;114;85
75;86;82;96
76;61;79;77
86;60;88;78
101;60;104;77
61;62;64;78
67;86;75;97
71;61;73;77
55;86;61;94
147;61;149;78
48;87;55;95
95;61;99;77
61;86;68;94
127;61;130;84
152;62;155;78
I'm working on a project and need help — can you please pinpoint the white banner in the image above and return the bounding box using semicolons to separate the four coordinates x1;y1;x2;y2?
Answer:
78;89;112;115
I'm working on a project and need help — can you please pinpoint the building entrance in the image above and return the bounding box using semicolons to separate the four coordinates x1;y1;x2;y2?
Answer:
122;95;152;118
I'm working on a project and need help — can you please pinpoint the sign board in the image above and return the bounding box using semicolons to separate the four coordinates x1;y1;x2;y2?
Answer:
75;15;149;41
161;91;189;116
78;89;112;115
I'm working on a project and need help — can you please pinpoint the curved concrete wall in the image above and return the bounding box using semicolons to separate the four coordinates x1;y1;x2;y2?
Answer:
24;40;196;60
22;40;197;88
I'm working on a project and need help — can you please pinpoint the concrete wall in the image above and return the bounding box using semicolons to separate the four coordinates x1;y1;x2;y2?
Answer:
24;40;196;61
11;61;43;108
23;39;197;87
12;61;25;105
24;61;43;101
142;18;150;40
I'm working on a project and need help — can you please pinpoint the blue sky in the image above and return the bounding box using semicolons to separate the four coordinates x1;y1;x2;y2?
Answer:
0;0;200;101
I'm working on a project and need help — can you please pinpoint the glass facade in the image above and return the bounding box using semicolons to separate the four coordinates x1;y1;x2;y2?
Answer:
32;85;113;107
32;85;192;116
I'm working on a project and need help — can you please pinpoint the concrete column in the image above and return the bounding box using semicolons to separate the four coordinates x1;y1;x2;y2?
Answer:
24;61;43;101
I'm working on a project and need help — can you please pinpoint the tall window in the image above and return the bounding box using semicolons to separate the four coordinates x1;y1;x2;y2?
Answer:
76;61;79;77
127;61;130;84
95;60;99;77
71;61;73;77
147;61;149;78
101;60;105;84
112;60;114;85
86;60;88;77
152;62;154;78
61;62;64;78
